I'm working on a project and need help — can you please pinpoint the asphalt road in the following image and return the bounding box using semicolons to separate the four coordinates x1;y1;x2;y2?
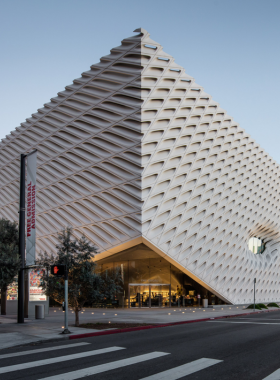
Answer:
2;311;280;380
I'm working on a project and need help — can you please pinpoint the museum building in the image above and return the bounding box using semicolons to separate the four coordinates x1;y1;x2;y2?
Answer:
1;28;280;308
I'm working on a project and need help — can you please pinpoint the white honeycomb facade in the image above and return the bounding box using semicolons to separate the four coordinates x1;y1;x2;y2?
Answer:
1;28;280;304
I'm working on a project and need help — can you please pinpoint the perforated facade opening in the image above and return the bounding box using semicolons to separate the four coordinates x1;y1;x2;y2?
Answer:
248;237;266;254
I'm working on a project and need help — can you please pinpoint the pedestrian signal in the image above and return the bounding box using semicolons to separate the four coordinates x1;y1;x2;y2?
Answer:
51;264;65;276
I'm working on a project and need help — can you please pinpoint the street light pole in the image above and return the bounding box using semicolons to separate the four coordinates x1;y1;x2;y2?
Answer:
18;153;26;323
254;278;256;312
62;266;71;334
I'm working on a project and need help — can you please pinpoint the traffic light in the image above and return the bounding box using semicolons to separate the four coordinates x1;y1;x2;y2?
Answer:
50;264;65;276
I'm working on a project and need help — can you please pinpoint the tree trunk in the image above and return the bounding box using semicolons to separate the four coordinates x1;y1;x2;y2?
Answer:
75;307;79;327
1;288;7;315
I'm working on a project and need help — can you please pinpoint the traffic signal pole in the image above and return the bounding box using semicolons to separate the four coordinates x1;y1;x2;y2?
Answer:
50;264;70;334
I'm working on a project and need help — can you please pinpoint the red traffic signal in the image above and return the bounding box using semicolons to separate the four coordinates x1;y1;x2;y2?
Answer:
51;264;65;276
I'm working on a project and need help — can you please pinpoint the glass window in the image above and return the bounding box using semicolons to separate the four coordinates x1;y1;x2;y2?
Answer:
149;258;170;284
129;259;150;284
248;236;266;254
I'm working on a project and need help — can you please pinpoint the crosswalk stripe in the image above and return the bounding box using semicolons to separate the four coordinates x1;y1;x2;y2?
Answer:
0;342;90;360
0;346;125;374
263;368;280;379
139;358;223;380
37;352;169;380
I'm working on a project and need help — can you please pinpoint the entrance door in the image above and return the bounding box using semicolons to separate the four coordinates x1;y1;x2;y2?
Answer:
128;284;150;307
150;285;170;307
140;285;150;307
128;284;171;308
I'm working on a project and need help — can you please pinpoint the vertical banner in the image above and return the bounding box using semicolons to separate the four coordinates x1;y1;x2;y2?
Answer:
26;151;37;266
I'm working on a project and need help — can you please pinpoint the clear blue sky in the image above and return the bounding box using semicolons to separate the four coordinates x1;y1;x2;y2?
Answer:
1;0;279;162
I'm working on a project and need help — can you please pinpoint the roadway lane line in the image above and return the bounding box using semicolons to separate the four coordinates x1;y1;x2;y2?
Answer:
262;368;280;379
207;321;280;325
0;346;125;374
139;358;223;379
0;342;90;360
234;318;280;321
37;352;169;380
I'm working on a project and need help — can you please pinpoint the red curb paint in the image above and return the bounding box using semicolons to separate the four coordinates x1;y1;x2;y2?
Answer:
69;308;280;340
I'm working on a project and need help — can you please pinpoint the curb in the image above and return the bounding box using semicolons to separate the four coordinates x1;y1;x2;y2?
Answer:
69;307;280;340
0;335;70;351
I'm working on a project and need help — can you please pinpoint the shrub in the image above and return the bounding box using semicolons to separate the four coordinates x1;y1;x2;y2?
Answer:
247;304;262;310
267;302;279;308
257;303;268;309
0;218;21;316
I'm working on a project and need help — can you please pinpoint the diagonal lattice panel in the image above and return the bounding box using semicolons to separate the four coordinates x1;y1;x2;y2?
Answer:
0;31;144;255
139;28;280;304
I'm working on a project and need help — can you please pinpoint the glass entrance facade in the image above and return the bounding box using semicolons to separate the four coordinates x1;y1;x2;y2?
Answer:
96;244;227;307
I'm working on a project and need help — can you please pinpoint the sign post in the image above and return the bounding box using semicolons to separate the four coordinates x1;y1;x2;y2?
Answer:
51;265;70;334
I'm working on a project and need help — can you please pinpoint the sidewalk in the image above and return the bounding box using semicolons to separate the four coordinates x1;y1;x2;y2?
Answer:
1;305;279;350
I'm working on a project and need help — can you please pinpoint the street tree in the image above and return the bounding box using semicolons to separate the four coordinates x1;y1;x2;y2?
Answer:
36;227;123;326
0;218;21;315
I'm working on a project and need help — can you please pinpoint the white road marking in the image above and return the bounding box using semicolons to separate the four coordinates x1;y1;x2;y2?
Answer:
0;346;125;374
234;318;280;321
0;342;90;360
207;321;280;325
262;368;280;379
37;352;169;380
140;358;222;379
